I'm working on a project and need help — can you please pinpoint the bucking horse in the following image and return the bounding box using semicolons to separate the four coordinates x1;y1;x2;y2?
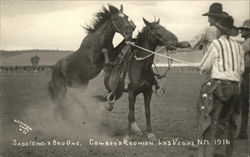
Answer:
48;4;136;120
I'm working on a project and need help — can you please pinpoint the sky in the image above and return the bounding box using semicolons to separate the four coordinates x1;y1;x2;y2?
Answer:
0;0;249;50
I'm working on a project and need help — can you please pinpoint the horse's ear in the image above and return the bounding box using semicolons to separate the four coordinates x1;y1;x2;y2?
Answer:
143;18;151;27
120;4;123;12
157;18;160;24
109;5;117;13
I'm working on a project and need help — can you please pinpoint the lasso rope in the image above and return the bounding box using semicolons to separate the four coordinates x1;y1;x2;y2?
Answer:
134;46;165;60
126;41;197;66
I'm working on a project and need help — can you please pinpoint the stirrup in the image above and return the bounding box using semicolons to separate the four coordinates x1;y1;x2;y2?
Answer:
106;93;116;104
155;87;165;96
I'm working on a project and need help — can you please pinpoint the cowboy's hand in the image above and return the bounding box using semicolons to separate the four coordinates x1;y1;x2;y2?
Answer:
176;41;190;48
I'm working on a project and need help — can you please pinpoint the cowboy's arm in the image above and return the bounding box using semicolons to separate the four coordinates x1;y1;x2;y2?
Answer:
189;28;207;49
176;41;191;48
177;28;206;49
199;42;216;73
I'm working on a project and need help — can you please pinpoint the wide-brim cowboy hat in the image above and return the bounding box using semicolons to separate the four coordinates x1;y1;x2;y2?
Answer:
202;3;228;18
238;19;250;30
214;15;239;36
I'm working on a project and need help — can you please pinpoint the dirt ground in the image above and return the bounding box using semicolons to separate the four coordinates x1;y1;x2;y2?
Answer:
0;71;249;157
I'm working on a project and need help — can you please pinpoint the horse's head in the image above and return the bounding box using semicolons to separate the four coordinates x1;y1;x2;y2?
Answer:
142;18;178;50
110;5;136;40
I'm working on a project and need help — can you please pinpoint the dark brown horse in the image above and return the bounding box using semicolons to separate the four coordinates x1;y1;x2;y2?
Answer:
48;4;135;120
125;18;178;141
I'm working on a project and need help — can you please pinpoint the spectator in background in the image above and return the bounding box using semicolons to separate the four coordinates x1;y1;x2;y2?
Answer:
238;19;250;139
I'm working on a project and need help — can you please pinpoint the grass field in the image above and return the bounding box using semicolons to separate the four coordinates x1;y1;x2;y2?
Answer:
0;48;202;66
0;71;249;157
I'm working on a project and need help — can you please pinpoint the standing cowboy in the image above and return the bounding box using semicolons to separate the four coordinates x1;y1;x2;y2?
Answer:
177;3;228;54
198;15;244;157
238;19;250;139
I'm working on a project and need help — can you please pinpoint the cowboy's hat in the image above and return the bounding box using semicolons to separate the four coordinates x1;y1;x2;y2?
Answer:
202;3;228;18
238;19;250;30
214;15;239;36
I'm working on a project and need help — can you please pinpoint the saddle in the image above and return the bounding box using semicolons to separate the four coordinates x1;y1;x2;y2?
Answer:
103;43;133;102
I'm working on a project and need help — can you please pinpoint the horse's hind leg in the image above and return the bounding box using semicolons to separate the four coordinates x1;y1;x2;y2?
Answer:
54;84;68;121
49;70;68;121
143;90;157;141
71;83;89;117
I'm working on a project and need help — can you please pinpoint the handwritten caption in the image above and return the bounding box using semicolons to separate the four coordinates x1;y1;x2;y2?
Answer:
14;119;32;134
13;139;82;147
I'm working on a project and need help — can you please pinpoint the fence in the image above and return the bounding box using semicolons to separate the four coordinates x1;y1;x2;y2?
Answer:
0;64;200;75
0;65;52;75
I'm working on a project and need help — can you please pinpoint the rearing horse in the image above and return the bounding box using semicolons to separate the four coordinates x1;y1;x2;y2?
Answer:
126;18;178;141
48;4;135;119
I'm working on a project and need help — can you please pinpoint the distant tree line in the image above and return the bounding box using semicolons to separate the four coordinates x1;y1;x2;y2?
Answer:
0;49;73;58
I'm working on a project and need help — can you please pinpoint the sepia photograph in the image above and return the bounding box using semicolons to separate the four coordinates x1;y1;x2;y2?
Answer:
0;0;249;157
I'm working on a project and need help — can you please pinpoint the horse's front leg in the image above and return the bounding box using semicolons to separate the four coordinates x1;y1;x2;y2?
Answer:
143;90;157;141
128;90;142;135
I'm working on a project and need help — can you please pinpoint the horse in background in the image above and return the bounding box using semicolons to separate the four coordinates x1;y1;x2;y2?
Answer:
48;4;136;120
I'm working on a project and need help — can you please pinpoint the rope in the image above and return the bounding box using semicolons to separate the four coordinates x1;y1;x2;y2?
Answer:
153;63;161;79
155;50;173;96
134;46;165;61
126;41;196;66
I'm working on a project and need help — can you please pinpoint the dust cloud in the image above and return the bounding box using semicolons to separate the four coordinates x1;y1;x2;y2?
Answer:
24;88;118;143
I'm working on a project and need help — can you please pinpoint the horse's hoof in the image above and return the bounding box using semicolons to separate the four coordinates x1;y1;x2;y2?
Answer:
104;103;113;111
147;133;157;142
130;122;142;135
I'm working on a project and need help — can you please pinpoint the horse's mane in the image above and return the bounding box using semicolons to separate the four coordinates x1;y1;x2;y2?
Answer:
136;27;147;45
84;5;119;33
